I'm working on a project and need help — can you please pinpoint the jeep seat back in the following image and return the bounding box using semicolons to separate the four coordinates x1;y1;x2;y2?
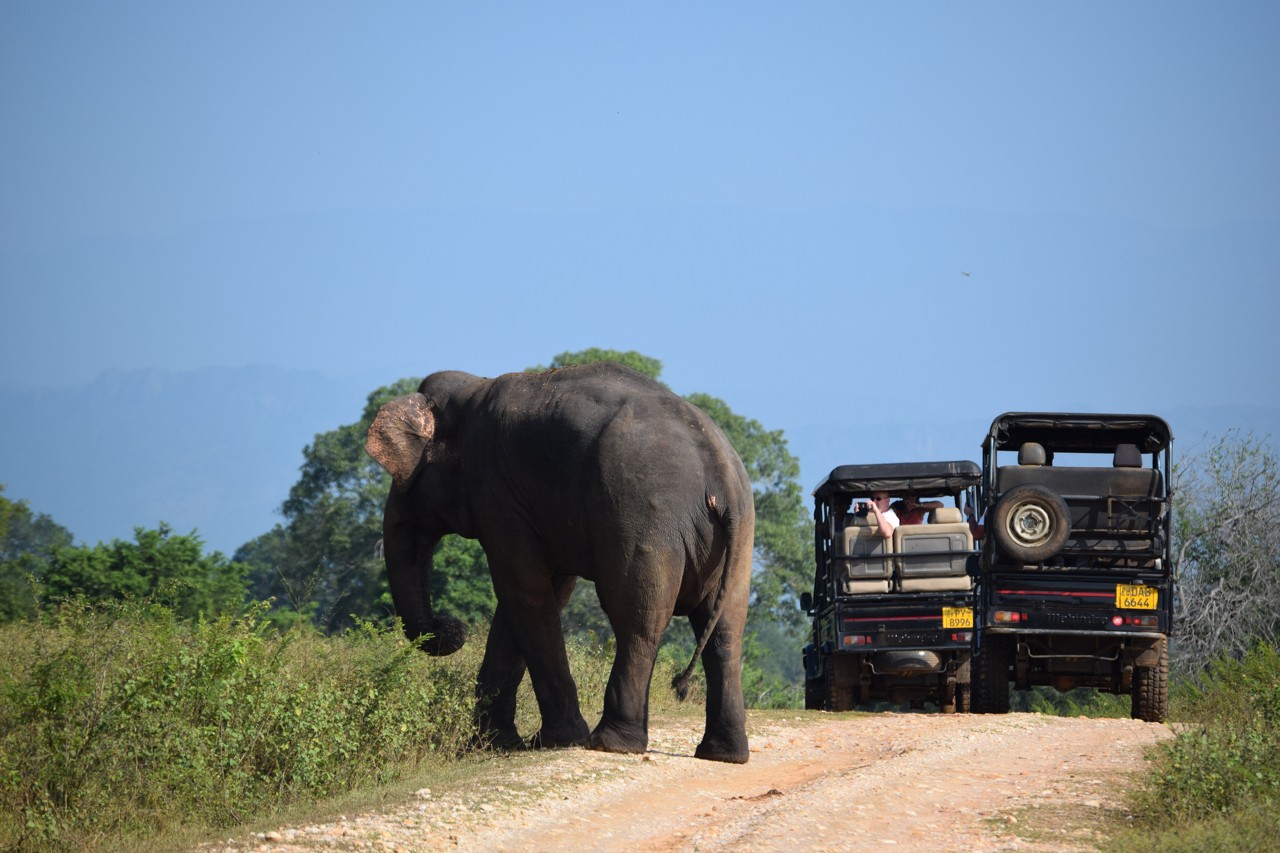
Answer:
894;507;974;592
838;513;893;593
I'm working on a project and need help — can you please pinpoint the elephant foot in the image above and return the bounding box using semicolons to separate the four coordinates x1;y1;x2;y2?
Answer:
475;726;526;752
528;717;591;750
694;731;750;764
585;719;648;755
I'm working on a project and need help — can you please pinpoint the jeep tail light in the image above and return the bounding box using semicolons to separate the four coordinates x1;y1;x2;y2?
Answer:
842;635;872;647
951;631;972;642
1113;614;1159;628
993;610;1027;624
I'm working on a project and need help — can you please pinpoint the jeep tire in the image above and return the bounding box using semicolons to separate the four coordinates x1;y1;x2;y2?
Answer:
1131;636;1169;723
992;484;1071;563
973;634;1013;714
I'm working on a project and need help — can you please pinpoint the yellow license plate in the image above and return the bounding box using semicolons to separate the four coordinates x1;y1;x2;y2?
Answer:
942;607;974;629
1116;584;1158;609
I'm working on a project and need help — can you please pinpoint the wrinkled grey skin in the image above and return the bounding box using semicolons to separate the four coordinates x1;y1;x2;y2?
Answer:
365;363;753;763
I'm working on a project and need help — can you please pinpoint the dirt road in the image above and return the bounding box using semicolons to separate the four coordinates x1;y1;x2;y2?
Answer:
224;711;1172;853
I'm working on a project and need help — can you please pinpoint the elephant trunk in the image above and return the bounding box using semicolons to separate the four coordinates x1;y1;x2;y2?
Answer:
367;394;467;656
386;534;467;657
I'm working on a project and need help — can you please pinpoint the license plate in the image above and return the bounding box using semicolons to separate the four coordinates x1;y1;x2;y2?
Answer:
942;607;974;629
1116;584;1158;609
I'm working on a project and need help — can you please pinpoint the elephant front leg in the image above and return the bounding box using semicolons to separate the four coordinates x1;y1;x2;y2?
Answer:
474;606;527;751
489;569;590;750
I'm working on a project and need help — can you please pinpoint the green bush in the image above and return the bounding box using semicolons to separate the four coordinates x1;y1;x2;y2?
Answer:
0;598;706;851
1111;642;1280;851
0;599;479;851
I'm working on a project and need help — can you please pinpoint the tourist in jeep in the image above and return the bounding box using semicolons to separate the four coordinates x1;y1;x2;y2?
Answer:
855;491;899;538
894;495;944;525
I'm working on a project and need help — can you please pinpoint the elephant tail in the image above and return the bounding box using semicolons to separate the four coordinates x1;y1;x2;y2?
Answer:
671;491;750;701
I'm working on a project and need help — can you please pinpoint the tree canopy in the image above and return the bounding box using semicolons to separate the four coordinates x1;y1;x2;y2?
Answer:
0;487;248;624
0;486;75;622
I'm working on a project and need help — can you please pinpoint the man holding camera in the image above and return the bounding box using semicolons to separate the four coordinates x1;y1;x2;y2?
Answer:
857;491;900;539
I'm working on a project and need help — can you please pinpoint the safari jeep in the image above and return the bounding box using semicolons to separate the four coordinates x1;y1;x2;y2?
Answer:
971;413;1174;722
802;461;982;712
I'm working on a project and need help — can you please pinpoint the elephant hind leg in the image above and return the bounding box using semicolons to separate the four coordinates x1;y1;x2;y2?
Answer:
689;601;749;764
586;623;660;755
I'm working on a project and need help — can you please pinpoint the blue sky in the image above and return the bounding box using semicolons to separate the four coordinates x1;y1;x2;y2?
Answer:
3;2;1278;499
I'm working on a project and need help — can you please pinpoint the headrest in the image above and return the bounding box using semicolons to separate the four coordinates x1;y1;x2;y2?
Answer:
1018;442;1047;466
929;507;963;524
845;512;877;528
1114;443;1142;468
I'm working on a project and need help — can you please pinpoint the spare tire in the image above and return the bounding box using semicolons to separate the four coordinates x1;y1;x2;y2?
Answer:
992;484;1070;562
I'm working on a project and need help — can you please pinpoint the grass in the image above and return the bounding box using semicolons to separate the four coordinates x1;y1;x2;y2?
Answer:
0;598;696;852
9;596;1275;852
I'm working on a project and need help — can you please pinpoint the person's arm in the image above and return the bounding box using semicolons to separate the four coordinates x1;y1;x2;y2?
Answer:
869;503;897;538
964;504;985;540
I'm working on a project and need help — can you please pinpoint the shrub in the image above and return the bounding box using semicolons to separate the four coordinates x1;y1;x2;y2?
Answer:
0;599;479;851
1111;642;1280;851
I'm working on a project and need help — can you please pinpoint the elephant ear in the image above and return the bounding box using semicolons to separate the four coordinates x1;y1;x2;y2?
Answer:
366;393;436;490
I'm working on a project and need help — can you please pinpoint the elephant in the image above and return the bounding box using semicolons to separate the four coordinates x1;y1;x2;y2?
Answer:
364;362;754;763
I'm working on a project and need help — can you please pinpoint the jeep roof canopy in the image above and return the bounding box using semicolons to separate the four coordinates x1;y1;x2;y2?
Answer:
813;460;982;500
985;412;1173;455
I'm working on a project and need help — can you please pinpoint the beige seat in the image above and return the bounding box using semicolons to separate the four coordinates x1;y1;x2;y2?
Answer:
838;513;893;594
893;506;974;592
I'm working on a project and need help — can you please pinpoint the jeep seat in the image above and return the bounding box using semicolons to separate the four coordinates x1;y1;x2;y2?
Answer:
894;507;974;592
838;513;893;594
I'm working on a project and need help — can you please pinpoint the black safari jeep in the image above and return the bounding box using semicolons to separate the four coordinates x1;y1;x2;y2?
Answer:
802;461;982;712
972;412;1174;721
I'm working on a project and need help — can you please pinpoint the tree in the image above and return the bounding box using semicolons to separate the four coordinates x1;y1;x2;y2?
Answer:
1171;431;1280;675
0;486;75;622
39;524;248;620
530;349;664;382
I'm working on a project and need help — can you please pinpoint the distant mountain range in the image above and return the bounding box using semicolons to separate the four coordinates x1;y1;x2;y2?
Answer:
0;366;380;555
2;366;1275;556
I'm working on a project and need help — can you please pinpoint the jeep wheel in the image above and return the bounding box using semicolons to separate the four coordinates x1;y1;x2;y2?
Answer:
992;484;1070;562
955;655;972;714
824;657;858;712
973;635;1013;714
1131;637;1169;722
804;676;824;710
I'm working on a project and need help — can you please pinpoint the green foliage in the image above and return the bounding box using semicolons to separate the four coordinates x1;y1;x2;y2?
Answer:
1010;686;1129;717
0;488;74;624
529;348;664;382
32;524;247;622
0;598;479;851
0;599;690;850
429;535;496;627
1114;642;1280;851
